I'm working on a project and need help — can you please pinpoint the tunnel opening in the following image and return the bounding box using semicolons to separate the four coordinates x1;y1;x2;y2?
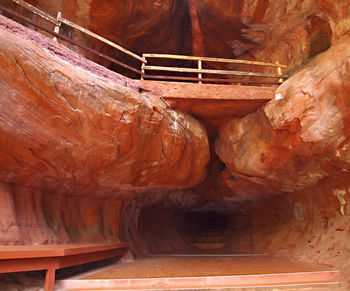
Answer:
126;197;250;256
174;206;230;251
182;210;228;234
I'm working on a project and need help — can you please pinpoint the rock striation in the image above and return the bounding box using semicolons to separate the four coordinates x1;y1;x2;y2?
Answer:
0;15;209;196
0;15;209;245
2;1;350;289
215;37;350;200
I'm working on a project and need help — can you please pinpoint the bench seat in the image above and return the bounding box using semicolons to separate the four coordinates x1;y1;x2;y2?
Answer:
0;242;128;291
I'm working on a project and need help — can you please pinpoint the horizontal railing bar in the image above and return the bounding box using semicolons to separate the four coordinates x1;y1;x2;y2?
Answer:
0;5;142;75
143;75;282;85
12;0;58;25
143;53;287;68
11;0;145;63
143;65;288;78
58;16;145;63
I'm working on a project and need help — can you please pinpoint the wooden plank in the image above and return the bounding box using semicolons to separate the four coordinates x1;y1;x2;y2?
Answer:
0;246;127;291
0;257;59;273
142;75;283;85
143;65;288;78
44;267;56;291
143;53;288;68
62;243;128;256
57;248;127;269
0;243;128;259
58;16;145;63
12;0;58;25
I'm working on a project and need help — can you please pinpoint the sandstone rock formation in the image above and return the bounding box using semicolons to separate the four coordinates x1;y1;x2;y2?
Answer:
0;15;208;246
0;15;209;196
215;37;350;201
2;1;350;290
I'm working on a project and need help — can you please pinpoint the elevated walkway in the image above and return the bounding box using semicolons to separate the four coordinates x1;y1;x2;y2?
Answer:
61;255;340;290
0;1;289;87
139;80;277;130
1;1;287;133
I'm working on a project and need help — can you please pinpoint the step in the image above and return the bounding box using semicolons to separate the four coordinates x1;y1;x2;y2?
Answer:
61;255;340;290
196;230;224;234
191;242;225;249
194;236;224;243
61;281;339;290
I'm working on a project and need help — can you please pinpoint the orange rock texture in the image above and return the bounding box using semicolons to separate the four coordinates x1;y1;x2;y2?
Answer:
0;15;209;194
0;182;126;245
2;0;350;289
0;15;208;245
215;38;350;201
224;174;350;290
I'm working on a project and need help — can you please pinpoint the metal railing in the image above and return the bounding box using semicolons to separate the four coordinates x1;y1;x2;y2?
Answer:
141;54;288;85
2;0;288;85
3;0;145;75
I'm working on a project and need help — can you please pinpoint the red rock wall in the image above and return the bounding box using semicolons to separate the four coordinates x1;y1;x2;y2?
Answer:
0;15;209;196
1;3;350;289
0;182;126;244
0;16;209;245
121;190;200;256
225;176;350;289
211;33;350;290
195;0;349;68
0;183;22;244
215;37;350;201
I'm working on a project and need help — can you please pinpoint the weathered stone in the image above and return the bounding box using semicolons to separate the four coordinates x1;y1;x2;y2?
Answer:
0;183;22;245
2;2;350;289
215;37;350;200
0;16;209;195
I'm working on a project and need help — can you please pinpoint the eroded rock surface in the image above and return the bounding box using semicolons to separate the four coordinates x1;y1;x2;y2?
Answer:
223;174;350;290
0;182;127;245
0;16;209;196
2;1;350;289
215;37;350;200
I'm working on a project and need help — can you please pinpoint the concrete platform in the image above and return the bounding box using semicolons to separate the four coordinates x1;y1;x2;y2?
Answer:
61;255;339;290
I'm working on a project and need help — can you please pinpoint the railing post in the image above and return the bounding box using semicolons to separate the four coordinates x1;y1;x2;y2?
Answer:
141;55;146;80
276;61;283;83
198;59;202;84
53;11;61;42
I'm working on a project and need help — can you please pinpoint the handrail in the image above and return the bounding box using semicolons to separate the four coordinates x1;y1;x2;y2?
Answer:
143;53;288;69
143;65;288;78
57;16;145;63
12;0;58;25
140;75;285;85
142;54;288;84
5;0;289;85
0;5;142;75
11;0;145;63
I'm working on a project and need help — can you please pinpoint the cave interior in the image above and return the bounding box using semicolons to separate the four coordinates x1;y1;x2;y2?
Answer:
0;0;350;290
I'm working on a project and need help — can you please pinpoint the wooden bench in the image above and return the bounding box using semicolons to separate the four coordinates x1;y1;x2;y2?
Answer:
0;242;128;291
